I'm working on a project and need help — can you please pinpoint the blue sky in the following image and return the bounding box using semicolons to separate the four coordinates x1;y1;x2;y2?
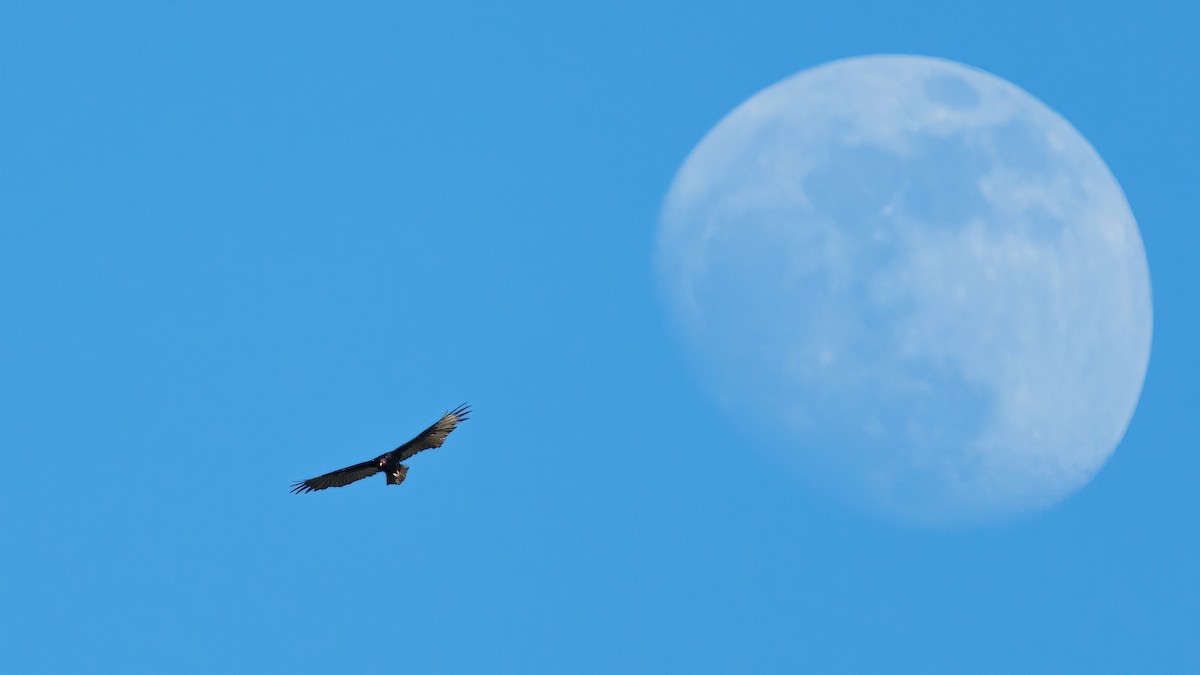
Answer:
1;1;1196;673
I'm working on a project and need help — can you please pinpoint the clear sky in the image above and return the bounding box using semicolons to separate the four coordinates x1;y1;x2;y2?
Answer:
1;2;1196;673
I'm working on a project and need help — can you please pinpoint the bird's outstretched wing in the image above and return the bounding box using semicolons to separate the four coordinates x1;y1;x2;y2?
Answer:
290;458;382;494
393;403;471;462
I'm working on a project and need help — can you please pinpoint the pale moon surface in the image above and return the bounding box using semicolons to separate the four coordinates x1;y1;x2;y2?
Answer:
658;55;1152;524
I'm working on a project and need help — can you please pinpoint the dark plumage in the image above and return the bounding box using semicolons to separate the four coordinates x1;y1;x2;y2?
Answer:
290;404;470;494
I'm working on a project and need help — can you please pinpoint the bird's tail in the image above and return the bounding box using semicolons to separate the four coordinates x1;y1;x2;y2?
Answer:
386;465;408;486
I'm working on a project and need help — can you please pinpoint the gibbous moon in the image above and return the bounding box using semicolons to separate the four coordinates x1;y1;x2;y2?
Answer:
658;55;1152;524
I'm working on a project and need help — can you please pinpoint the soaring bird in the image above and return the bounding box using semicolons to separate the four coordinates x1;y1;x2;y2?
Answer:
290;404;470;494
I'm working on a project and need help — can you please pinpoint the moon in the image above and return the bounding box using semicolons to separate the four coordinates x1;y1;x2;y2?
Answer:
657;55;1152;524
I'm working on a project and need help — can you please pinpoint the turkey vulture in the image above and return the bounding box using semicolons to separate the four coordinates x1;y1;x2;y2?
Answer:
290;404;470;494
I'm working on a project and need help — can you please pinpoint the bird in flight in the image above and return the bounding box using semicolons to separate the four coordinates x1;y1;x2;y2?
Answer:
290;404;470;494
